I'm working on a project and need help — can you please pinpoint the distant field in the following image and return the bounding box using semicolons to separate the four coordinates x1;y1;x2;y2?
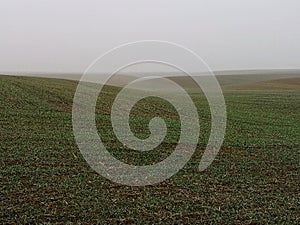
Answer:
227;77;300;90
0;75;299;224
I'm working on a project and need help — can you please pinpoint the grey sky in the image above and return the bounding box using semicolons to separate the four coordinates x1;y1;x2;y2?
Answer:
1;0;299;74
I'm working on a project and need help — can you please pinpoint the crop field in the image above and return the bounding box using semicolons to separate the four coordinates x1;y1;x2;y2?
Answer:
0;75;299;224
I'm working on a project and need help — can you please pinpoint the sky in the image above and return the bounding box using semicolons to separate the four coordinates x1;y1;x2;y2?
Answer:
0;0;300;75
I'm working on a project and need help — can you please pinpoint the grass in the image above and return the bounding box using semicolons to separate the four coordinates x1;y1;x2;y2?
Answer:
0;75;299;224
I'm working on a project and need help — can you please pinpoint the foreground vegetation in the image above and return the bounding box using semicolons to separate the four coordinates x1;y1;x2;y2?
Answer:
1;75;299;224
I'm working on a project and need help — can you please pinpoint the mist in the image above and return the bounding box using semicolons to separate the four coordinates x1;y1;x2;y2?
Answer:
1;0;300;75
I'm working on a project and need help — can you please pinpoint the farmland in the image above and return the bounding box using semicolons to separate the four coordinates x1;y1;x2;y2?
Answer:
0;74;299;224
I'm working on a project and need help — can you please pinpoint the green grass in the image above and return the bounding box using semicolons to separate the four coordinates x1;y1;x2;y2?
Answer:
0;75;299;224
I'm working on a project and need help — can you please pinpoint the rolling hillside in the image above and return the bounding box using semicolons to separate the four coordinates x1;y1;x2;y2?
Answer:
1;75;299;224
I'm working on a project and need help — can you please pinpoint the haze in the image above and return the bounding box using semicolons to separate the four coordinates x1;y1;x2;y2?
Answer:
1;0;300;75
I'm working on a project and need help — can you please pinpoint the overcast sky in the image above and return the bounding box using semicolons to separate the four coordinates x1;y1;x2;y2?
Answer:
0;0;299;74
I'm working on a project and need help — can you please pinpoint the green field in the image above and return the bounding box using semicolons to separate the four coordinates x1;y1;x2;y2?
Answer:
1;75;299;224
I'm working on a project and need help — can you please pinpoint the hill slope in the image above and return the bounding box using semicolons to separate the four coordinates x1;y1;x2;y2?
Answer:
1;75;299;224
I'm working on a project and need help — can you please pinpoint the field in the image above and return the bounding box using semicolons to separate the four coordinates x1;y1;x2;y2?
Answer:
0;75;299;224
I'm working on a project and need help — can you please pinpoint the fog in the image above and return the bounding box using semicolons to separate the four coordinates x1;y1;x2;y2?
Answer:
0;0;299;75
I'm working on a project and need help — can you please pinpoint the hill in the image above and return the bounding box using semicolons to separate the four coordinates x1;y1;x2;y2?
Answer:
0;75;299;224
